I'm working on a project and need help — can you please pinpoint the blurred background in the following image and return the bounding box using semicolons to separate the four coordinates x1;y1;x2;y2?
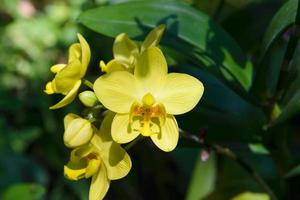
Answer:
0;0;291;199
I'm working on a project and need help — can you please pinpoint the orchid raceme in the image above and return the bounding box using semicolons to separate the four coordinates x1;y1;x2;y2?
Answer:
94;46;204;152
64;112;132;200
44;33;91;109
100;24;165;73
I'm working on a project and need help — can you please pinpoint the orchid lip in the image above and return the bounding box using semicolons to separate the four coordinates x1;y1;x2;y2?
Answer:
129;93;166;136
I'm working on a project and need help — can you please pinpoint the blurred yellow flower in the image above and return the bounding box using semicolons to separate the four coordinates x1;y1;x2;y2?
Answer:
44;33;90;109
100;24;165;73
64;112;132;200
94;47;204;152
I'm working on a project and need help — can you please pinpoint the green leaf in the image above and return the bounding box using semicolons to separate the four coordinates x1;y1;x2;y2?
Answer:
248;143;270;155
260;0;297;61
176;66;266;142
2;183;45;200
79;1;253;91
232;192;270;200
221;1;279;52
205;153;277;200
282;44;300;102
253;0;297;98
285;164;300;178
185;153;216;200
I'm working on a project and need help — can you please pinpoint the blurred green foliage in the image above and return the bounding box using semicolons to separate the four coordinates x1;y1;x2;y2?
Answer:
1;0;300;199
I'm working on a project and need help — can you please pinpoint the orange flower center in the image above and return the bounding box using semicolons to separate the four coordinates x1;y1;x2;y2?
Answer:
129;93;166;136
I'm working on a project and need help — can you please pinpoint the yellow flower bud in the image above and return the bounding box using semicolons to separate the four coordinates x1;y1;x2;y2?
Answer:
64;117;94;148
79;91;98;107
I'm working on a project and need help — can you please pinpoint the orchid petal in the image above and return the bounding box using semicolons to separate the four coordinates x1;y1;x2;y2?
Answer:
158;73;204;115
150;115;178;152
91;112;132;180
113;33;138;68
111;113;140;144
89;164;110;200
44;81;55;94
93;71;138;113
100;59;128;73
85;159;101;179
64;163;86;181
50;79;81;109
64;145;93;180
134;47;167;94
68;43;81;63
77;33;91;77
141;24;165;52
50;64;67;73
53;59;82;94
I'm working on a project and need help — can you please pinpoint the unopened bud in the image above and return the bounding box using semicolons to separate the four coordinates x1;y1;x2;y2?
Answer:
64;117;94;148
79;91;98;107
200;149;210;161
271;103;281;121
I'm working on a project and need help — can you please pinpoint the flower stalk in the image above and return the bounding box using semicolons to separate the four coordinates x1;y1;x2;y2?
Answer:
179;128;278;200
83;79;94;90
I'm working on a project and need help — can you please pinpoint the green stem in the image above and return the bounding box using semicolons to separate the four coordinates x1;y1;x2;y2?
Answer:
179;129;278;200
83;79;94;90
88;118;96;123
268;125;291;174
212;144;278;200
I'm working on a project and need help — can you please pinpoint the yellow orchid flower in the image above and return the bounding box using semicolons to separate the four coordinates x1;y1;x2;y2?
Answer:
64;112;132;200
100;24;165;73
94;47;204;152
44;33;91;109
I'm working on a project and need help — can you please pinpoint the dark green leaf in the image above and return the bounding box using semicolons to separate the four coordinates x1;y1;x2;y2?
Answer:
253;0;297;99
282;43;300;103
222;1;281;52
260;0;297;61
270;44;300;126
286;164;300;178
79;1;253;91
176;66;266;142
